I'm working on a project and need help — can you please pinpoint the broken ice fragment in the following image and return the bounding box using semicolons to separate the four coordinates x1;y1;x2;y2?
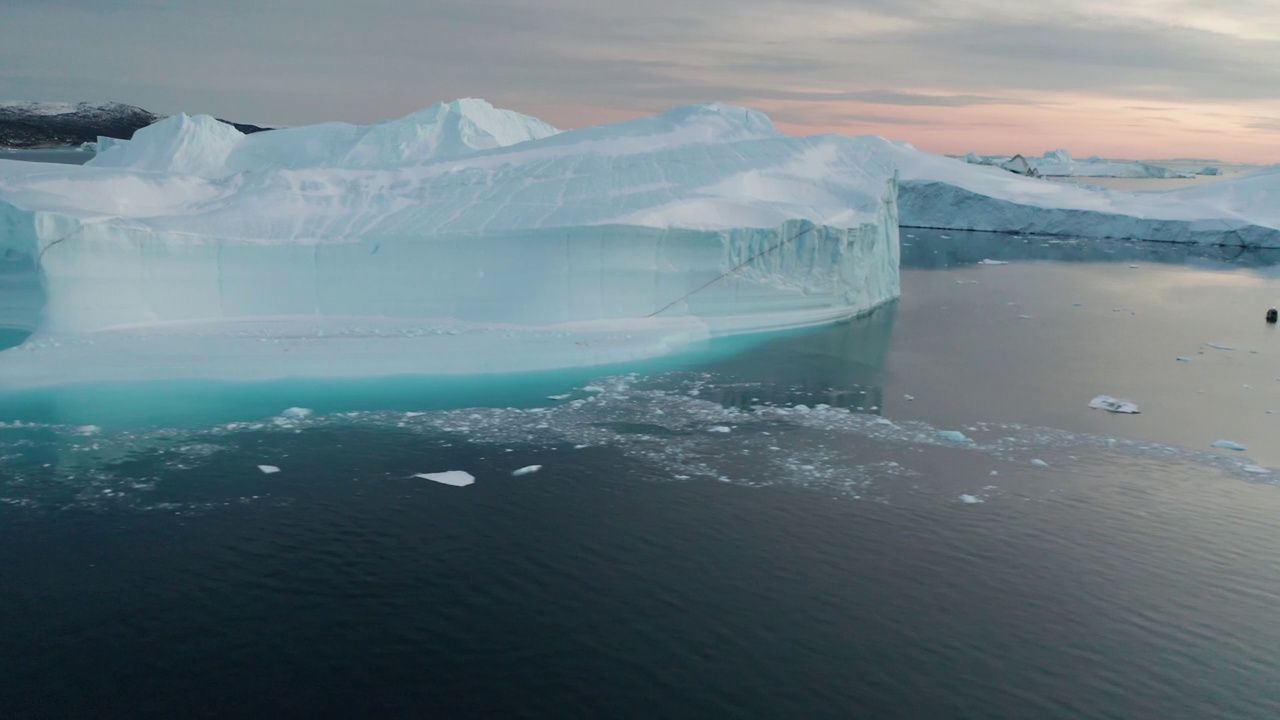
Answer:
1030;459;1049;467
958;494;984;504
257;465;280;474
1089;395;1140;414
414;470;476;486
512;465;542;476
708;426;731;433
280;407;313;419
977;259;1009;265
546;394;571;400
1211;441;1247;452
1206;343;1234;351
938;430;973;443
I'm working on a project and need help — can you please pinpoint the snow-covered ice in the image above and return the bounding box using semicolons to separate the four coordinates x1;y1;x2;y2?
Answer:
511;465;542;476
0;100;904;386
257;465;280;474
1089;396;1140;414
414;470;476;486
4;97;1280;387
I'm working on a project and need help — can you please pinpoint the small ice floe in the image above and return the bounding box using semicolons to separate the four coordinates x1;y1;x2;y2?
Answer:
1089;395;1140;414
512;465;542;477
1017;314;1033;319
938;430;973;443
582;385;605;393
1128;264;1140;269
257;465;281;474
1206;343;1234;351
958;494;984;504
977;259;1009;265
1176;357;1192;363
280;407;313;419
1030;459;1050;467
414;471;476;486
75;425;102;436
940;235;952;239
903;394;915;401
955;280;979;285
547;394;571;401
708;425;732;433
1211;441;1247;452
1241;464;1270;475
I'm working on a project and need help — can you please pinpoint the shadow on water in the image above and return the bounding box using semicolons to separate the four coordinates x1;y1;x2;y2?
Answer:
902;228;1280;271
0;304;900;429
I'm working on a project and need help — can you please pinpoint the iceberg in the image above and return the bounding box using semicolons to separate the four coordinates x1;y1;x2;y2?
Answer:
0;100;901;387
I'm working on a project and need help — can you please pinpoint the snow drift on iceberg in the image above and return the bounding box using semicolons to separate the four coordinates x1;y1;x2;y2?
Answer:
0;100;900;387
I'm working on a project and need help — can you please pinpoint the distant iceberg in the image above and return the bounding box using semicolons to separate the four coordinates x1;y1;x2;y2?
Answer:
0;100;900;387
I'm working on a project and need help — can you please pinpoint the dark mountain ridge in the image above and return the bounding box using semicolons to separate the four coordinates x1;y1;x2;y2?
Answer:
0;101;270;149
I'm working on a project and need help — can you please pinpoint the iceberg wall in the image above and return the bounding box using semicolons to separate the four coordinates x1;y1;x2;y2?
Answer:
0;100;903;386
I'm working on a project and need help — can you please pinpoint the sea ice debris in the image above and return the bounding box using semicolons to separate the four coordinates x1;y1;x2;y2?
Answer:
958;494;984;504
1207;343;1235;351
1211;441;1247;452
977;259;1009;265
938;430;973;443
1030;459;1049;467
280;407;313;419
257;465;280;474
414;470;476;486
512;465;542;476
1089;395;1140;414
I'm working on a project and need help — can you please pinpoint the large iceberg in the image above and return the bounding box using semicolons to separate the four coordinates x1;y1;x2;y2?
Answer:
894;153;1280;246
0;100;900;387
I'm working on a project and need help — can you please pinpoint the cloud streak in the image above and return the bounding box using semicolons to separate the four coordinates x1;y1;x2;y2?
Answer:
1;0;1277;160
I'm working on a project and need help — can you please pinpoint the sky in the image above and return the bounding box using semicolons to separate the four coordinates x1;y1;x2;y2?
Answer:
2;0;1278;162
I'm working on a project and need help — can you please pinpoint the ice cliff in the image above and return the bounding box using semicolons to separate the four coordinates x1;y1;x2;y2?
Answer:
0;100;900;386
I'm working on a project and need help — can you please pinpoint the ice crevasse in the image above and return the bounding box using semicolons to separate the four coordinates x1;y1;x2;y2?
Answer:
0;100;902;386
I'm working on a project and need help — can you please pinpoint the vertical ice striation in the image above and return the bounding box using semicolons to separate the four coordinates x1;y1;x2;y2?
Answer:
0;100;907;386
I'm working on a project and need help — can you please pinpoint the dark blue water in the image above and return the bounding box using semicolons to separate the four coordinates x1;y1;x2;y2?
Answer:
3;231;1280;718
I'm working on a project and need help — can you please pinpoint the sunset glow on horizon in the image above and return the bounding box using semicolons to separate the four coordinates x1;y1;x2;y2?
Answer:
3;0;1278;164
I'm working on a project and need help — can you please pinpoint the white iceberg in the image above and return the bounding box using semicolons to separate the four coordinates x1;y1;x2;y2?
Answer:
0;100;901;387
414;470;476;486
1089;395;1140;414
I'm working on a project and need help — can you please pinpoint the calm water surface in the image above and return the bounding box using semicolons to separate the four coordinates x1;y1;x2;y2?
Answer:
2;231;1279;718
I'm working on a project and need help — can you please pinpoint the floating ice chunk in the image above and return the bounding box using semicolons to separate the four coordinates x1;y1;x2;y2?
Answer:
75;425;102;435
1089;395;1140;414
257;465;280;474
1241;464;1270;475
708;426;732;433
1030;459;1049;467
512;465;542;476
583;386;606;393
977;259;1009;265
958;494;984;504
1211;441;1247;452
547;394;571;401
414;470;476;486
1128;264;1140;268
1176;357;1192;363
280;407;313;419
938;430;973;443
903;394;915;401
1206;343;1235;351
956;280;979;285
1017;314;1033;319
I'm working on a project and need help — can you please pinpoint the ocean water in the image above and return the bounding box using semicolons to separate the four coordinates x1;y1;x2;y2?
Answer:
3;231;1280;718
